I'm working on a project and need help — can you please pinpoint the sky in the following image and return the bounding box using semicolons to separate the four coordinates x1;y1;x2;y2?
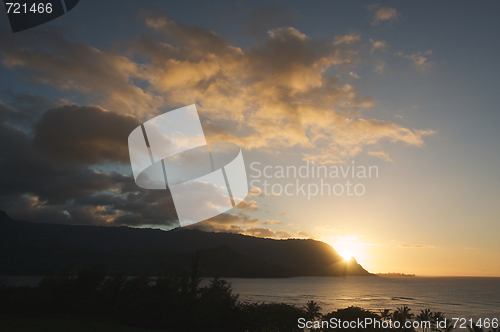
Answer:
0;0;499;276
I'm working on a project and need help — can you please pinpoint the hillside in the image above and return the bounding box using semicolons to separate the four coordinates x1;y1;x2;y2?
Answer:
0;210;372;277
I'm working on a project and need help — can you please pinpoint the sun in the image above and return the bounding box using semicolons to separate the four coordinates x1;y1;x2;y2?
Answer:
326;236;366;263
341;254;353;262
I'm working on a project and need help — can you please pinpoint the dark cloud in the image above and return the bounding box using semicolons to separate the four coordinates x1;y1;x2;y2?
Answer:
0;101;178;227
0;92;66;130
187;212;260;233
0;119;126;203
33;104;140;165
187;211;294;239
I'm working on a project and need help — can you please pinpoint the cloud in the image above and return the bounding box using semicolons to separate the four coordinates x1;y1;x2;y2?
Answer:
0;119;121;204
0;15;437;227
333;32;361;45
187;212;298;239
248;187;265;197
239;5;298;38
370;39;387;53
188;216;306;239
0;100;179;227
3;189;180;227
263;219;283;225
267;27;307;41
234;199;260;211
368;151;393;163
33;105;140;165
246;227;292;238
0;27;161;116
0;17;434;164
395;50;434;72
399;244;436;249
187;211;260;231
0;92;67;130
349;72;360;79
187;212;290;238
373;60;386;75
368;5;401;25
296;231;316;239
303;120;435;164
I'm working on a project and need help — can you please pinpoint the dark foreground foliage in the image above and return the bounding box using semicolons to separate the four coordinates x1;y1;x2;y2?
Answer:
1;259;488;332
0;257;305;332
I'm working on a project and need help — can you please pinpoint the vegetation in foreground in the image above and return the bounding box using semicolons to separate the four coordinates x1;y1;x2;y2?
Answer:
1;259;498;332
0;315;158;332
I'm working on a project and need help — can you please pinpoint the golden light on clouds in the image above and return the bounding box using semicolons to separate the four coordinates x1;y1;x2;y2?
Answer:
0;14;434;164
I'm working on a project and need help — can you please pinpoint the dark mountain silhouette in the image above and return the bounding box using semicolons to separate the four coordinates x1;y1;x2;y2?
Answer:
0;210;372;277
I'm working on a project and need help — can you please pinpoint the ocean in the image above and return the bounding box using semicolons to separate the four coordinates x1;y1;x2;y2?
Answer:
4;276;500;320
220;277;500;320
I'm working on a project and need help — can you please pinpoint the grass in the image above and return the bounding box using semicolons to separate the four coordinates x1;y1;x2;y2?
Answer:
1;315;164;332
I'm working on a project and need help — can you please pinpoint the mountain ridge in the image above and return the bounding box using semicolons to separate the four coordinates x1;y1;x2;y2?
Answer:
0;210;373;277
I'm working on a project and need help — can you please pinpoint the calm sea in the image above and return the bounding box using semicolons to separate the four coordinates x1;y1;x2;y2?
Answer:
3;276;500;320
221;277;500;320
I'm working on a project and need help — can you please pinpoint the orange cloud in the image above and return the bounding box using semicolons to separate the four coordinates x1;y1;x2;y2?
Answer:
368;151;393;163
395;50;434;72
296;231;317;239
368;5;401;25
263;219;283;225
370;39;387;53
234;200;260;211
334;32;361;45
0;15;434;163
187;212;297;239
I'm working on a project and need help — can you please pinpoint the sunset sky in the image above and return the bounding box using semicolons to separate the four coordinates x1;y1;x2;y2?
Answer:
1;1;499;276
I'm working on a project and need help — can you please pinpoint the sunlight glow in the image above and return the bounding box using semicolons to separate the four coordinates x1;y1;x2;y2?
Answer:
325;235;367;264
341;254;353;262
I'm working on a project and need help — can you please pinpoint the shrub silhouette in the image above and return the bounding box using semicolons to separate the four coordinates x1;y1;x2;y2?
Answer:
240;302;306;332
0;262;455;332
322;306;385;332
